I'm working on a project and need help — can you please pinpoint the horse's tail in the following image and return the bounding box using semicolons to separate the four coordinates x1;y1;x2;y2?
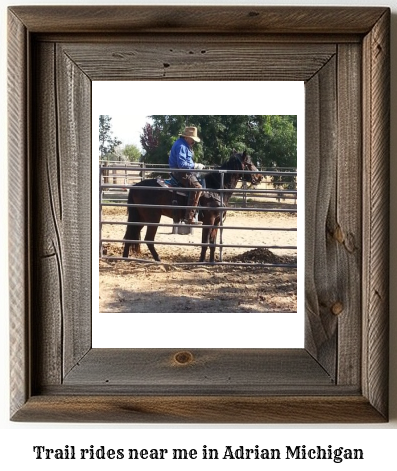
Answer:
123;188;142;257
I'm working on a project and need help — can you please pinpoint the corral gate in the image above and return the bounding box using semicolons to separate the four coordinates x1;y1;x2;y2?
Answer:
99;163;297;267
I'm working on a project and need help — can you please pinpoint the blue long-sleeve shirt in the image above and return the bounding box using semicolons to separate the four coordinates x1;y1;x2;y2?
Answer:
169;137;195;169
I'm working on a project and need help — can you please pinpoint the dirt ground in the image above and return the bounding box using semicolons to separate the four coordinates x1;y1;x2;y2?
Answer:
99;205;297;313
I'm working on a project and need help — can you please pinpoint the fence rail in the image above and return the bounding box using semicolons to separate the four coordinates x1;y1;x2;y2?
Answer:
99;163;297;267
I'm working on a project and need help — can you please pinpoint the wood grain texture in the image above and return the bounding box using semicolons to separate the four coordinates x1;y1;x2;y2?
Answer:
8;6;390;423
304;56;338;377
11;396;385;424
9;6;387;34
31;42;63;388
303;43;363;385
55;44;92;376
8;10;29;419
335;44;362;386
62;349;333;392
362;9;390;419
60;42;335;82
31;41;92;388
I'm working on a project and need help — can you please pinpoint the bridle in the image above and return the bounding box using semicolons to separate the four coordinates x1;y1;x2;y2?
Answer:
235;152;262;185
235;153;250;173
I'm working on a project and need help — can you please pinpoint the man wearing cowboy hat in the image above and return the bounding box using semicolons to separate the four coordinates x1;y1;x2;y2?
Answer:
169;126;204;225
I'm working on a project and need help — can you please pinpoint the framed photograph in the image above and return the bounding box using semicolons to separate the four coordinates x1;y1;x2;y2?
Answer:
93;83;303;349
8;6;390;423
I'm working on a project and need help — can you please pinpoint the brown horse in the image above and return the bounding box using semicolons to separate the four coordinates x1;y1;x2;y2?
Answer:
122;152;262;262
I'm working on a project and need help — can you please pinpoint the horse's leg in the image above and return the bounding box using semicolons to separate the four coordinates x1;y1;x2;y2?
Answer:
122;226;131;258
123;208;143;258
123;223;143;258
210;211;226;262
199;227;209;262
144;215;161;262
209;223;219;263
199;213;213;262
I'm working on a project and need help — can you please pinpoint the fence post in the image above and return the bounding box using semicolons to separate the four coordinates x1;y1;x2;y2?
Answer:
103;161;109;184
141;162;146;181
218;171;226;262
242;180;247;207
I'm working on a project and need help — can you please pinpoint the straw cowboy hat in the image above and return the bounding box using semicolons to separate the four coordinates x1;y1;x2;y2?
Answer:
180;126;201;143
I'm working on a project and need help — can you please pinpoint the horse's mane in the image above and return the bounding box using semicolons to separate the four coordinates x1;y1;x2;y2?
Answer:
205;154;243;190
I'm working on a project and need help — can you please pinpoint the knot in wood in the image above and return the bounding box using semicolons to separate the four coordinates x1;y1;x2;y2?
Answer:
331;302;344;316
333;225;344;244
174;351;194;365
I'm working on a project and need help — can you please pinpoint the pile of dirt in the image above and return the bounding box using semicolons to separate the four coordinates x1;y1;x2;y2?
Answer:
230;247;297;266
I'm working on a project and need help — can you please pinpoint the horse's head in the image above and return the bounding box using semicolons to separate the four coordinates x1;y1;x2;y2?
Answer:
234;151;263;186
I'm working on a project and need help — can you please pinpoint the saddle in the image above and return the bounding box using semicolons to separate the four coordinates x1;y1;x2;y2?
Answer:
156;177;223;207
156;176;187;197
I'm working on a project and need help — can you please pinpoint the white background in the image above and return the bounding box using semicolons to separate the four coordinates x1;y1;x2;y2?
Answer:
1;0;396;469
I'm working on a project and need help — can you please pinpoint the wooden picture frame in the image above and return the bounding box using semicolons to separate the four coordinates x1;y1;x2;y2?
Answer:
8;6;390;423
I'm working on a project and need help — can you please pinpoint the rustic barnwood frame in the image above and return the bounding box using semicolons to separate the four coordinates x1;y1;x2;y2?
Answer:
8;6;389;423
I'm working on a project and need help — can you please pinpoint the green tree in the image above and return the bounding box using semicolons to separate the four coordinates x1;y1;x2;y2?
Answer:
141;115;297;170
258;115;297;168
123;144;141;162
196;115;251;164
99;115;122;160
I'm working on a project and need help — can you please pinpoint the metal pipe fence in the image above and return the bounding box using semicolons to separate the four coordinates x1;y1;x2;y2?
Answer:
99;164;297;267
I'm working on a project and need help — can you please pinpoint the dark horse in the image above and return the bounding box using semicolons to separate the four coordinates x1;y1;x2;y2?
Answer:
122;151;262;262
